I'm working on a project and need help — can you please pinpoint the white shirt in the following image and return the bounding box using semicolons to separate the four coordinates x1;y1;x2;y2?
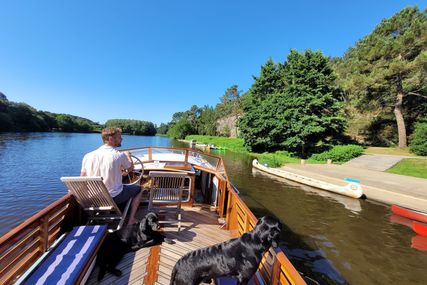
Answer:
81;145;131;197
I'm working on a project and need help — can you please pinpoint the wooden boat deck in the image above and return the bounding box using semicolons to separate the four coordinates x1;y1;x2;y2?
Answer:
87;205;233;285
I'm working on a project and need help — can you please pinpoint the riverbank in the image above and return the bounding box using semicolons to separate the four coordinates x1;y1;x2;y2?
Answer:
184;136;427;178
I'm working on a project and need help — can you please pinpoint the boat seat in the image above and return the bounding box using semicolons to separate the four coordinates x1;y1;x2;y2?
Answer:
23;225;107;285
148;171;187;232
61;176;132;231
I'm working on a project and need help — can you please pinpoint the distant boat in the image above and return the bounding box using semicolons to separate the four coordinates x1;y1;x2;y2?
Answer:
391;204;427;223
208;144;226;150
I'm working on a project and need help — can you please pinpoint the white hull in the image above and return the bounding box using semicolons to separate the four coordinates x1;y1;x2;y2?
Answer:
252;159;363;199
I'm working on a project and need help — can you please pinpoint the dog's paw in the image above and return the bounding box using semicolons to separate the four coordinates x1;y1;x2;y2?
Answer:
164;238;175;244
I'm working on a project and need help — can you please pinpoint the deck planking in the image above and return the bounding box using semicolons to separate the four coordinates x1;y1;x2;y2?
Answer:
87;205;233;285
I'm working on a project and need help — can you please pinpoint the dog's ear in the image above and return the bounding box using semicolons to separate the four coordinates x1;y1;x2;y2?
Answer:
139;218;147;232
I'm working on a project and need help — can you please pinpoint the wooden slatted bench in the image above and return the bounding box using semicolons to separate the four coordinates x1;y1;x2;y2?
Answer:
21;225;107;285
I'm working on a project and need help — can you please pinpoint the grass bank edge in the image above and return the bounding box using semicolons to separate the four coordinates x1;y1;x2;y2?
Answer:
386;158;427;179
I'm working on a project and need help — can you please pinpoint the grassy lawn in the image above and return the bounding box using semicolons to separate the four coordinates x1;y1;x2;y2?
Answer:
386;158;427;179
186;135;316;167
186;135;247;153
364;146;415;156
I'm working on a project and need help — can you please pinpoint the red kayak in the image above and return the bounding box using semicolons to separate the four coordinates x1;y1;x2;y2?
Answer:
391;205;427;224
412;221;427;237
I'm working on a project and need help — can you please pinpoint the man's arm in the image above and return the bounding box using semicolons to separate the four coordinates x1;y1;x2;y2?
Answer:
123;151;134;172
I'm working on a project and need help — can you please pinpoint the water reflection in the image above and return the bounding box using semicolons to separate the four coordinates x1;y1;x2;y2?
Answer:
219;150;427;285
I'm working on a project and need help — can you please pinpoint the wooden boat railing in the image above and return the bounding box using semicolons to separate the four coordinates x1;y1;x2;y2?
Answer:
0;146;306;285
0;194;82;285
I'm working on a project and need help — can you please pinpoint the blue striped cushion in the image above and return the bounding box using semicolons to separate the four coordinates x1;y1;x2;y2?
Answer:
25;225;106;285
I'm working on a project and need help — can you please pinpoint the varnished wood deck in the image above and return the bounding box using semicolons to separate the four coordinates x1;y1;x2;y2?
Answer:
87;205;233;285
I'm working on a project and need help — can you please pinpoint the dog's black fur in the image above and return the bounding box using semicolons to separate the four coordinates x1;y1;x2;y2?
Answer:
97;212;172;281
169;215;282;285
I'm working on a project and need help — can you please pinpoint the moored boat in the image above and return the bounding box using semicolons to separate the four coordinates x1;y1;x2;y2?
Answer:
0;147;307;285
391;204;427;224
412;221;427;237
252;159;363;199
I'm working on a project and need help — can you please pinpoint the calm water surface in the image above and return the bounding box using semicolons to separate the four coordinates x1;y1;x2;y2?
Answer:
0;133;425;285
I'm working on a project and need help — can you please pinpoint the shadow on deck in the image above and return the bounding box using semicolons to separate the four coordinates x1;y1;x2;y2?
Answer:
87;205;232;285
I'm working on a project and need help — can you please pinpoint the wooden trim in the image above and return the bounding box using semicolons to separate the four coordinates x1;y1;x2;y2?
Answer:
143;245;161;285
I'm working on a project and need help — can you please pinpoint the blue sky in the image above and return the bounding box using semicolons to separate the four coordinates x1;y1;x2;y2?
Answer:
1;1;426;125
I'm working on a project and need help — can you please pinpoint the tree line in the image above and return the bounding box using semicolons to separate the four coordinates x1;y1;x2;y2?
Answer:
0;93;156;136
162;6;427;156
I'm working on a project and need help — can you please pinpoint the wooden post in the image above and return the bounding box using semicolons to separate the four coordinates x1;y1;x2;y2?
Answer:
41;216;49;252
271;251;281;284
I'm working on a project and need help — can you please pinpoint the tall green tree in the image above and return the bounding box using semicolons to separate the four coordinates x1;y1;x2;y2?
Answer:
167;118;195;139
239;50;347;154
336;7;427;147
216;85;241;117
198;105;217;135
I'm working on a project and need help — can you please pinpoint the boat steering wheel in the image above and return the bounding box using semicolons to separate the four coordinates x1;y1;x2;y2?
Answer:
122;155;144;186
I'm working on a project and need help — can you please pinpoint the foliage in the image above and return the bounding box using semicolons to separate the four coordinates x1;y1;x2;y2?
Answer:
334;7;427;147
409;120;427;156
156;123;169;135
256;151;299;167
105;119;156;136
310;144;364;162
386;158;427;178
167;118;195;139
216;85;241;118
197;105;217;136
239;50;347;155
0;94;101;132
186;135;246;153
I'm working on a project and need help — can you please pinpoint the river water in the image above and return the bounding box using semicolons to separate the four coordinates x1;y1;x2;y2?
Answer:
0;133;425;285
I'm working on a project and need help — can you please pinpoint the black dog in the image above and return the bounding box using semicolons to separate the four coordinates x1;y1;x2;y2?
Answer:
169;215;282;285
121;211;173;250
97;212;172;281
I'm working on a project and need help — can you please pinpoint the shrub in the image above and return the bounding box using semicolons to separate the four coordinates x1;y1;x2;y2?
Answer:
310;144;364;162
257;151;299;167
410;122;427;156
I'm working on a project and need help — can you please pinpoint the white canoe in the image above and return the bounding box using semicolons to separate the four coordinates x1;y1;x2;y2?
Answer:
252;159;363;199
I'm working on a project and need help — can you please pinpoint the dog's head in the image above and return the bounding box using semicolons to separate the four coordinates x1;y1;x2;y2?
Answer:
139;212;160;233
254;215;282;248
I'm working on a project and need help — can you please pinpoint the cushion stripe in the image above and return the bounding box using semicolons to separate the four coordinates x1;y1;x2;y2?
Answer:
58;236;95;284
35;240;77;285
25;225;106;285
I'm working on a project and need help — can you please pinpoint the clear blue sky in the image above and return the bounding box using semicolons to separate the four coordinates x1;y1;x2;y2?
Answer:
1;1;426;125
